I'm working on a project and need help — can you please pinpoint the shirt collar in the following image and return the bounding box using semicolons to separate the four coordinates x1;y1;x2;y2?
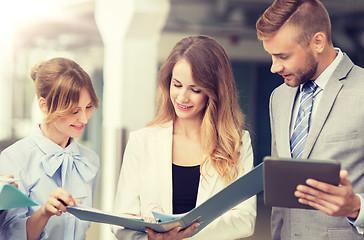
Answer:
299;48;343;92
31;125;79;155
313;47;343;90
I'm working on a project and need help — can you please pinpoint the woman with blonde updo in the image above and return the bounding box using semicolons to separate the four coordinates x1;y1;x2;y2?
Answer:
0;57;100;240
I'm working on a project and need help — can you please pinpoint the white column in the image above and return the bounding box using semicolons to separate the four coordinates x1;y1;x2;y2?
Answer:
0;35;14;140
95;0;169;239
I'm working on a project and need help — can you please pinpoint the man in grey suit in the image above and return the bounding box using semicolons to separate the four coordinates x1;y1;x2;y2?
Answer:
256;0;364;239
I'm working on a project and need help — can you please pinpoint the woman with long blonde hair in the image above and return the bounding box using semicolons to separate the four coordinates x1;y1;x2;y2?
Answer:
113;35;256;240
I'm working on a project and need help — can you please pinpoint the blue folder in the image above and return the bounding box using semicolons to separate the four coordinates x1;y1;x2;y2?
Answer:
0;184;38;210
67;162;263;235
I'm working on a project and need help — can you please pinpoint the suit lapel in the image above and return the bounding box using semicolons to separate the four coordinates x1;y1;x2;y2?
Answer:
280;85;299;157
303;81;342;158
196;162;219;206
154;123;174;214
303;54;353;158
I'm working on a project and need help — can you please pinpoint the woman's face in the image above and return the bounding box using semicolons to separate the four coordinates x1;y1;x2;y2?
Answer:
52;88;94;143
170;59;208;121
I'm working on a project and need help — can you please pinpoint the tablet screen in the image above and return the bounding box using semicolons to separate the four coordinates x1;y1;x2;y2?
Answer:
263;156;341;209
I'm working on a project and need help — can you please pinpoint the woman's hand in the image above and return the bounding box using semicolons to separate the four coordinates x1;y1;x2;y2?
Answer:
41;187;82;217
145;222;200;240
0;174;18;188
26;187;82;240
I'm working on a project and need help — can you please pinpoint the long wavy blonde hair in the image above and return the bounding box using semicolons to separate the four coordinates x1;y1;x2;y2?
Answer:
148;35;246;184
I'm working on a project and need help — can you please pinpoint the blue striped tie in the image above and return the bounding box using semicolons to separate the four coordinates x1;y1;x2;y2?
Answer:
290;81;319;158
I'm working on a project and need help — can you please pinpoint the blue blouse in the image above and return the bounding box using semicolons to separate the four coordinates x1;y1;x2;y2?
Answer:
0;125;99;240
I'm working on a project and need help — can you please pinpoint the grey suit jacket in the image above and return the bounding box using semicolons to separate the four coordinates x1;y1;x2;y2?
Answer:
270;54;364;240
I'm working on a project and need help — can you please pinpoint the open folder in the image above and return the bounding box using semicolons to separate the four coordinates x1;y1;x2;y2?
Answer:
67;162;263;235
0;183;38;210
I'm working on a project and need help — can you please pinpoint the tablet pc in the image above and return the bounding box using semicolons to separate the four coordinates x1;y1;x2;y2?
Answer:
263;156;341;209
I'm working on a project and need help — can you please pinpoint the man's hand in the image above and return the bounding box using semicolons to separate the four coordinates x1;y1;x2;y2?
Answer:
294;170;360;218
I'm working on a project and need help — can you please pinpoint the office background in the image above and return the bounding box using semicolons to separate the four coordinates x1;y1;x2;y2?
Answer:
0;0;364;239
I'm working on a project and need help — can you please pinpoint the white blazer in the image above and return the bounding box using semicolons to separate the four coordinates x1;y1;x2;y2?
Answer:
112;122;257;240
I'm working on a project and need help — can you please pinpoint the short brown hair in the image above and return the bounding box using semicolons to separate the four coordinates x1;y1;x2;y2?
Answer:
256;0;332;46
31;57;99;124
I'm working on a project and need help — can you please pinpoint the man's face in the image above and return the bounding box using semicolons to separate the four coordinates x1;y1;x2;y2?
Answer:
263;25;318;87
